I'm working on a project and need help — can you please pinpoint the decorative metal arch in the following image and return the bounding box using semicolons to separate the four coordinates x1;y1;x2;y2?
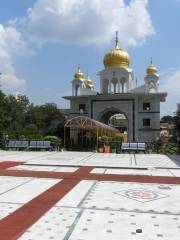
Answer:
64;116;121;150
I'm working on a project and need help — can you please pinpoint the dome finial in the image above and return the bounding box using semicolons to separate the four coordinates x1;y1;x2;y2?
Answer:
150;57;153;65
115;31;119;48
78;64;81;71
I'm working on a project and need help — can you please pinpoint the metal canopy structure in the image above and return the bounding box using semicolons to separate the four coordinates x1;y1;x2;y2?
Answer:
64;116;120;151
65;116;119;132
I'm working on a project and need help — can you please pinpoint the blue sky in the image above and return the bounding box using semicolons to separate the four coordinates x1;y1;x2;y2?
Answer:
0;0;180;115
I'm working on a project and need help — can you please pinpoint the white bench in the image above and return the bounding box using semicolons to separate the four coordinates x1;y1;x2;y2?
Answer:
6;140;52;151
7;140;29;149
121;142;146;152
29;141;52;151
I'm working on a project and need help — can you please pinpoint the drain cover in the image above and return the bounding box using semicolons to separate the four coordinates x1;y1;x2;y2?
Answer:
136;229;142;233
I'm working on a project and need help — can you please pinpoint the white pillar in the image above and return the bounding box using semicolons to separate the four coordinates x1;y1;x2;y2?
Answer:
113;83;115;94
118;79;120;93
100;78;102;93
122;81;125;93
108;80;111;93
72;84;75;96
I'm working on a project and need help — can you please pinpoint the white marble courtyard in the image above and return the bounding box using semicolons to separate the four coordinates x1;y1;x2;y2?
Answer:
0;150;180;239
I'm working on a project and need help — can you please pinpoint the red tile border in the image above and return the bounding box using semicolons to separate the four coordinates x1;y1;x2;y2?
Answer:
0;179;79;240
0;166;94;240
0;161;24;170
0;162;180;239
1;168;180;185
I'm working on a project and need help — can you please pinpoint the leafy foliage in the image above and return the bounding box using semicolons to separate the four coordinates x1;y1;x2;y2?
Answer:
0;90;65;143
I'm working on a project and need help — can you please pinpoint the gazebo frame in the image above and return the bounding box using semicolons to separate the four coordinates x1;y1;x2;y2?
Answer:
64;116;121;150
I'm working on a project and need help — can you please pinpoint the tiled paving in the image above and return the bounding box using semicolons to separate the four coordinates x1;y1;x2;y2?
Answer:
0;150;180;239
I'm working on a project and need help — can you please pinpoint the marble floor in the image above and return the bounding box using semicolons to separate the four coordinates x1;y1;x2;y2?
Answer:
0;150;180;239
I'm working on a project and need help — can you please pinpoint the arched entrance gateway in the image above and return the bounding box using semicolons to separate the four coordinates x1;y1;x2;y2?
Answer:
97;108;129;141
91;99;135;142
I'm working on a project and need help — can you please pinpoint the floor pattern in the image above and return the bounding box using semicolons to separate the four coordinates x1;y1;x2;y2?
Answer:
0;151;180;239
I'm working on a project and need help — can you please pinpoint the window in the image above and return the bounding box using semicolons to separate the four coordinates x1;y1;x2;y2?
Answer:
79;104;86;113
143;118;151;127
143;103;151;111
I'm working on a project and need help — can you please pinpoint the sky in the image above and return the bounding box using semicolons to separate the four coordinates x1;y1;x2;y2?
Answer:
0;0;180;116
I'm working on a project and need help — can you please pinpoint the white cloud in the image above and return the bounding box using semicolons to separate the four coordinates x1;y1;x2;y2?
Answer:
24;0;154;47
0;24;32;90
160;70;180;116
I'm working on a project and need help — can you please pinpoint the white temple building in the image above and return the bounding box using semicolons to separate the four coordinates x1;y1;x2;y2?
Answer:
64;32;167;142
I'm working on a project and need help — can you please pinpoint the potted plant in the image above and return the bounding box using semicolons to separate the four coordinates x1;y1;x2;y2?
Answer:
102;135;110;153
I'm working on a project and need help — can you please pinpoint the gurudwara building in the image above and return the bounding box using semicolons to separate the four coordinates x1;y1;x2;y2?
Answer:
63;33;167;144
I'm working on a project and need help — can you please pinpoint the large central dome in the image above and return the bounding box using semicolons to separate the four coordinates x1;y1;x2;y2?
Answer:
103;34;130;69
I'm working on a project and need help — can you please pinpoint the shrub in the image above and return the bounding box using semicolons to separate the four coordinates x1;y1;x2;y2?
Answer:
44;136;62;150
19;135;26;140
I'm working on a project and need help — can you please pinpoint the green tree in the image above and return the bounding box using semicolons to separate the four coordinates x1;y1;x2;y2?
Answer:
0;89;65;141
161;115;175;123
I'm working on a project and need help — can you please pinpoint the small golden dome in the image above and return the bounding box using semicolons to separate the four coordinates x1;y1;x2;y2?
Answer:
103;32;130;69
146;59;158;75
86;77;93;85
86;76;94;88
74;66;84;79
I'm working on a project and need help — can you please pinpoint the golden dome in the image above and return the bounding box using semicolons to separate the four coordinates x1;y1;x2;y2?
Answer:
146;59;158;75
104;45;130;69
103;32;130;69
86;76;94;88
74;66;84;79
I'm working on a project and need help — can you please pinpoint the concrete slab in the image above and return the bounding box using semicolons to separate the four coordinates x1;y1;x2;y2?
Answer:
104;168;173;177
8;165;58;172
56;180;95;207
0;151;180;239
80;181;180;214
19;207;81;240
2;151;179;169
0;178;61;204
0;176;32;195
0;203;22;220
69;209;180;240
54;166;79;172
135;154;179;168
169;169;180;177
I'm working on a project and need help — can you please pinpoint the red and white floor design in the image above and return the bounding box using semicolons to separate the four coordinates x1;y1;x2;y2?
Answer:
0;151;180;239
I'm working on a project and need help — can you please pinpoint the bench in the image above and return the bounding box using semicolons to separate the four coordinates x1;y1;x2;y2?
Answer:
6;140;52;151
121;142;146;152
29;141;52;151
6;140;29;150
